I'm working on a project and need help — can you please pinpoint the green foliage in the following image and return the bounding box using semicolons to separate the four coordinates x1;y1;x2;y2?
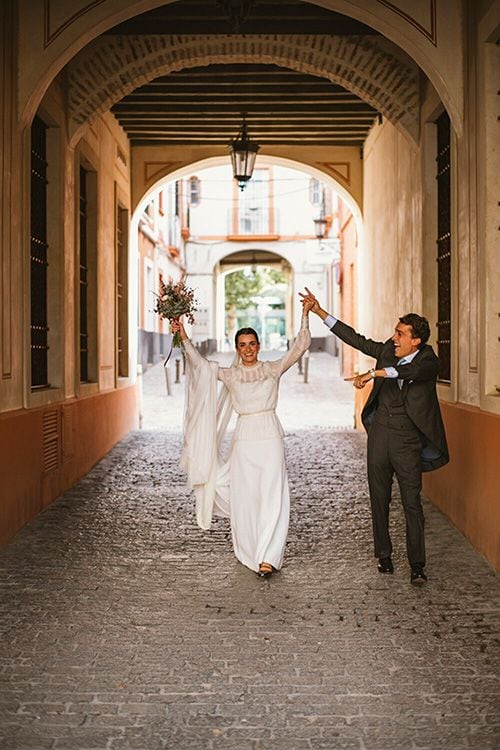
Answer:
265;268;286;285
224;268;286;311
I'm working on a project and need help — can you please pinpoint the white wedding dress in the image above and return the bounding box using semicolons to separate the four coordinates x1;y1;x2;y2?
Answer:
180;315;311;573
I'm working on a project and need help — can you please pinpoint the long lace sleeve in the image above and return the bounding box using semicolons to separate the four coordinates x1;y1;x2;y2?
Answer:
183;339;226;380
182;339;206;368
269;314;311;377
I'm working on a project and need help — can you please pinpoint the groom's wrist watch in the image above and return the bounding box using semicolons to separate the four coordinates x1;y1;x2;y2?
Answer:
369;368;376;379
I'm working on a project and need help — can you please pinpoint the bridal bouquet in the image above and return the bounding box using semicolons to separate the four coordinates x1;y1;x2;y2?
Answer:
153;277;198;348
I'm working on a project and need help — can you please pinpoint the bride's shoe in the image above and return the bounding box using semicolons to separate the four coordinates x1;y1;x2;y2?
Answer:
258;562;273;578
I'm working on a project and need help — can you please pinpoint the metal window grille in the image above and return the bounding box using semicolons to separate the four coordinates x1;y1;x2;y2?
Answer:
309;178;321;205
175;180;180;216
436;111;452;382
189;176;200;206
30;115;49;388
79;166;89;382
116;206;128;377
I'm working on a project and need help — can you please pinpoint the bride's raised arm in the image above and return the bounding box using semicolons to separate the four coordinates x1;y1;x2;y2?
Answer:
171;318;230;383
270;310;311;377
171;318;206;367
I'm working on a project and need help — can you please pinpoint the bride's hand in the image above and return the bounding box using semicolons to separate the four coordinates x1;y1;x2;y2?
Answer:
171;318;188;340
301;297;314;314
299;287;321;314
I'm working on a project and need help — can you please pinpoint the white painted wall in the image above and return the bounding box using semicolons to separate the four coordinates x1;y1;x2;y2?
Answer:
188;163;330;238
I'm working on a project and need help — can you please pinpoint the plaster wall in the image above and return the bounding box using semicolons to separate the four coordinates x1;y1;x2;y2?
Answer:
132;146;363;215
339;210;358;377
0;0;23;414
183;164;338;239
359;117;422;365
477;19;500;410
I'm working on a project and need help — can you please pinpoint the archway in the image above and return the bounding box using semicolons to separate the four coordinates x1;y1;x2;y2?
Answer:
66;34;420;146
19;0;463;137
217;250;291;352
130;154;361;365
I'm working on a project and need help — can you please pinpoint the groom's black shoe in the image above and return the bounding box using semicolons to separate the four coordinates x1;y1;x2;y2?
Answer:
410;565;427;585
377;557;394;574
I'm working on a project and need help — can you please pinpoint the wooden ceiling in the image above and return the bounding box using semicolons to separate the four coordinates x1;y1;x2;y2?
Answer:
108;1;380;147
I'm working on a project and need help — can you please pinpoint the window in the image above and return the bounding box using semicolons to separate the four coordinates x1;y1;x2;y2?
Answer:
145;262;155;331
174;181;180;216
435;111;452;382
237;170;270;234
30;116;49;388
309;178;321;205
79;164;98;383
116;205;129;377
189;176;201;206
79;167;89;381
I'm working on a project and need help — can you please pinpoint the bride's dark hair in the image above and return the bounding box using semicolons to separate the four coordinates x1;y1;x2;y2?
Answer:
235;327;259;347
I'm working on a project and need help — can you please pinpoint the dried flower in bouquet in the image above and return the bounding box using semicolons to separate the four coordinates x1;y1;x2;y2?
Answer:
153;278;199;348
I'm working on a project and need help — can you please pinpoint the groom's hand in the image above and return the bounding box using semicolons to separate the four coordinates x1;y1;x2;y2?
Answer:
299;287;321;315
345;372;372;389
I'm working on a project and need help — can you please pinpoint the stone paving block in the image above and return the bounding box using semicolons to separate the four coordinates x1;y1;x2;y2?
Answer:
0;357;499;750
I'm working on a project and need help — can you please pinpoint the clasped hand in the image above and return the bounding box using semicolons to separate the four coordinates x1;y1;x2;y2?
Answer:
299;287;321;315
345;372;372;389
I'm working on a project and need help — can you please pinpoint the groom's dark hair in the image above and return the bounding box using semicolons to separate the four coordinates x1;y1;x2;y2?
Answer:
399;313;431;346
235;327;260;347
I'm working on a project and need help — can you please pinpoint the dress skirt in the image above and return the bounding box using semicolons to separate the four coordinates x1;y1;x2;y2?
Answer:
218;410;290;573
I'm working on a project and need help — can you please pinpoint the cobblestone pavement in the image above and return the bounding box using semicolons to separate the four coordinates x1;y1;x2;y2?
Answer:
1;354;499;750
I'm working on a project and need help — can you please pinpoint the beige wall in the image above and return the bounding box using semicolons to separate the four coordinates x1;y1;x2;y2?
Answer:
360;118;423;353
131;146;363;216
0;27;138;544
1;0;23;413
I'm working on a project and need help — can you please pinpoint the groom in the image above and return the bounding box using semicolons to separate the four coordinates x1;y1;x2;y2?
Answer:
300;288;449;584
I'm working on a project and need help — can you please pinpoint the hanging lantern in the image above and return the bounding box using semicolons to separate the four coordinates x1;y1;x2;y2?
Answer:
313;215;328;239
229;114;260;191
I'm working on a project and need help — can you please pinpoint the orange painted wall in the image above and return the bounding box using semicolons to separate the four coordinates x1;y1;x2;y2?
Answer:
424;402;500;571
0;385;138;546
339;209;357;378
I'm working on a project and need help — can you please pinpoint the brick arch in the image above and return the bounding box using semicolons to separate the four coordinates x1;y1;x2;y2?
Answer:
67;34;420;144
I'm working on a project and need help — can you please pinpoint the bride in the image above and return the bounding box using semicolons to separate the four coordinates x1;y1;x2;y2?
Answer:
171;301;312;578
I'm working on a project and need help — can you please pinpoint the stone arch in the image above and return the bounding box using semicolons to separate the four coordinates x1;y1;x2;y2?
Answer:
67;34;420;145
130;154;363;346
133;154;363;228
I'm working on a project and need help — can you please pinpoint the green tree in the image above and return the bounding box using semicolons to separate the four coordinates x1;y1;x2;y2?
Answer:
225;268;288;336
225;269;262;312
225;269;263;334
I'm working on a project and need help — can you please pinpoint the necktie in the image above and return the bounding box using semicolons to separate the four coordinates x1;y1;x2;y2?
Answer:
397;359;407;389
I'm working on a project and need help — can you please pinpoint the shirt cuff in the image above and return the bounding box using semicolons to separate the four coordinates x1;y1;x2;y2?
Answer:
384;366;399;378
323;314;338;329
